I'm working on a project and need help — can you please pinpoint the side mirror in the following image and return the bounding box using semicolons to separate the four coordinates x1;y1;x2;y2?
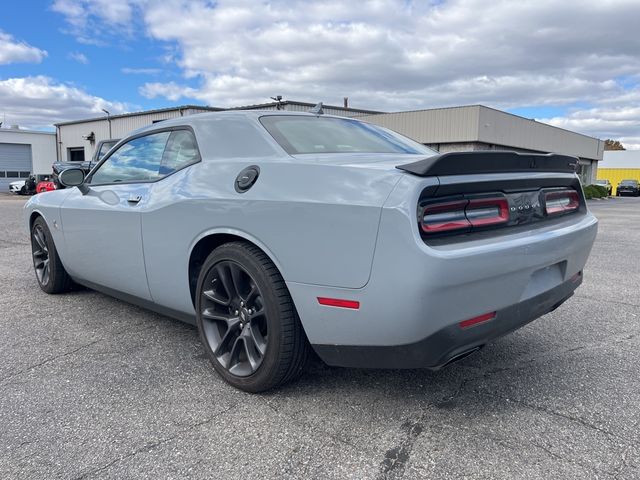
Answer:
58;168;89;194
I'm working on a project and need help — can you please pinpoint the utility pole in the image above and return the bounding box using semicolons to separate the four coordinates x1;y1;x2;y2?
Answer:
102;109;112;138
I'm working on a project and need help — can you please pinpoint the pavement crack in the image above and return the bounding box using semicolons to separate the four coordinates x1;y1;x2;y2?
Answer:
480;391;619;439
259;397;364;452
573;294;640;309
530;440;607;476
0;339;102;384
433;379;469;409
0;238;29;247
72;404;237;480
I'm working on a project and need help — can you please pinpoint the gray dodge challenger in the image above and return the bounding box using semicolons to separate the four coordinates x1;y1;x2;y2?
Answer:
25;110;598;392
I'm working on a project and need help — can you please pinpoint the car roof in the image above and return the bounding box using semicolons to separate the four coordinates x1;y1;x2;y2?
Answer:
128;110;355;137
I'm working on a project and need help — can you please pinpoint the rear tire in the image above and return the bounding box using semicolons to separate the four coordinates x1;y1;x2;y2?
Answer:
30;217;74;294
196;242;309;392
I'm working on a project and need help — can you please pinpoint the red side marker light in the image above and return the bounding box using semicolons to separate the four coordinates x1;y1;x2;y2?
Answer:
317;297;360;309
459;311;496;329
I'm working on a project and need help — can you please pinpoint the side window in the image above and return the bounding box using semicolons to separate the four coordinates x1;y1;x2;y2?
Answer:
159;130;200;176
90;131;171;184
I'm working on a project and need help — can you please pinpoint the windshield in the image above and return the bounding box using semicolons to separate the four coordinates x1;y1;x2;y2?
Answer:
97;140;119;160
595;180;607;185
620;180;638;185
260;115;434;155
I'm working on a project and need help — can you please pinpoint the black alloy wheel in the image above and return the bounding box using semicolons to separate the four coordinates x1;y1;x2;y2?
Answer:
30;217;74;294
200;260;268;377
196;242;309;392
32;224;50;286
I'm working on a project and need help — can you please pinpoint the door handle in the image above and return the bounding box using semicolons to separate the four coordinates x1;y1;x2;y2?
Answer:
127;195;142;204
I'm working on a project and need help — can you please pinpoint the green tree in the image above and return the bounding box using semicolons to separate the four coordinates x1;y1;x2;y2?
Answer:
604;139;626;150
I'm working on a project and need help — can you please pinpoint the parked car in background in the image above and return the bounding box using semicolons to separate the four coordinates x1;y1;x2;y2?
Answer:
36;179;56;193
10;175;37;195
52;138;120;188
25;111;597;392
9;179;26;194
595;179;612;195
616;179;640;196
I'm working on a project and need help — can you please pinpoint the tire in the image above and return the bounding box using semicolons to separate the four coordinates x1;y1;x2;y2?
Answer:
19;186;26;195
30;217;74;294
196;242;309;392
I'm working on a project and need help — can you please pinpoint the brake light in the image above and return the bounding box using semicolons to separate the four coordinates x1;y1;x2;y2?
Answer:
422;200;470;233
544;189;579;215
421;196;509;234
466;197;509;227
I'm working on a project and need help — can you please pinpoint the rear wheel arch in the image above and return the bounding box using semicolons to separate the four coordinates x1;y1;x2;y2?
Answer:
188;231;284;308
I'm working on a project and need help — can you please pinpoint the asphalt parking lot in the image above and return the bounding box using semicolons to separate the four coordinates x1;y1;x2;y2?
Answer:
0;194;638;479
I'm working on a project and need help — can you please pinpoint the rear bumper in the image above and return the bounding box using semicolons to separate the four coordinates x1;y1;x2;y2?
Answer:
312;274;580;369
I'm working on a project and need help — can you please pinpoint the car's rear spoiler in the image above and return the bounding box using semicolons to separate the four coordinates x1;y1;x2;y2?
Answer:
396;151;579;177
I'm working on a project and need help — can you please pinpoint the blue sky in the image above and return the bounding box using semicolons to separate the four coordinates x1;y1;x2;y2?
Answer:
1;0;639;148
1;0;189;112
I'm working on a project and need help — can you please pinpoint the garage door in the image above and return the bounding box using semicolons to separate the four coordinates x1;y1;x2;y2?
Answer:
0;143;32;192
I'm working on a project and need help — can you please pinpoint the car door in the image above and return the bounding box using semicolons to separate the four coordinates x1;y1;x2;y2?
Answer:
60;131;172;300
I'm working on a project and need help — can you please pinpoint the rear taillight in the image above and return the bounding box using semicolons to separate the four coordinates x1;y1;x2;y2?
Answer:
543;189;580;215
421;196;509;234
422;200;469;233
466;197;509;227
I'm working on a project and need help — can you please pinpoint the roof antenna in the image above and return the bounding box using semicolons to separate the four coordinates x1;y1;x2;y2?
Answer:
270;95;283;110
309;102;324;115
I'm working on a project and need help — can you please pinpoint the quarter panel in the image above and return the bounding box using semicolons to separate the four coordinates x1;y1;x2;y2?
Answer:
289;174;598;346
141;158;402;314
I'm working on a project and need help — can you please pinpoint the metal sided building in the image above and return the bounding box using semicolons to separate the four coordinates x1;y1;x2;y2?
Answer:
0;127;56;189
55;105;222;164
360;105;604;185
599;151;640;195
56;101;604;185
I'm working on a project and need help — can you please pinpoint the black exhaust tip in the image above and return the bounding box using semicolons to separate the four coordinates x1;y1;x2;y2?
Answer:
441;345;483;368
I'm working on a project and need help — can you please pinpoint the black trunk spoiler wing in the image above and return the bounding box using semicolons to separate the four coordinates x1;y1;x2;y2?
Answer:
396;151;579;177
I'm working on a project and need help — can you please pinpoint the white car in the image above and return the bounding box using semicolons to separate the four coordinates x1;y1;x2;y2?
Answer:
9;180;26;194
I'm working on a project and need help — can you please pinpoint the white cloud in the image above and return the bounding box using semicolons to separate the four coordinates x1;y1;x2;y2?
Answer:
52;0;133;26
121;67;162;75
51;0;640;146
68;51;90;64
0;31;47;64
0;76;131;129
139;81;197;101
541;100;640;150
51;0;135;44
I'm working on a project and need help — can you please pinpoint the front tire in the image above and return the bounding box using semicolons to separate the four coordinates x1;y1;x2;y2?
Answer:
30;217;74;294
196;242;309;392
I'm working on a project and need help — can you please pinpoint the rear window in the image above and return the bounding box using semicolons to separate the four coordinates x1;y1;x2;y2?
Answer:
260;115;432;155
620;180;638;185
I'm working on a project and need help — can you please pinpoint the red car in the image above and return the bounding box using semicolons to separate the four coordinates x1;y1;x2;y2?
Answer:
36;180;56;193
